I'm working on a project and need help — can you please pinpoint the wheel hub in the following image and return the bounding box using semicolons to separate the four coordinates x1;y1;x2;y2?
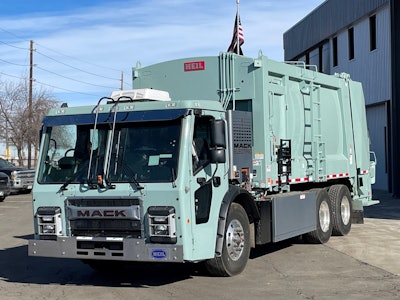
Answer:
319;200;331;232
341;196;351;225
226;219;245;261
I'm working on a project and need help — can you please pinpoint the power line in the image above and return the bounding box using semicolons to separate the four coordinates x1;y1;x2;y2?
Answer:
35;42;122;73
0;27;131;92
0;36;122;82
0;40;29;51
35;65;119;89
35;49;121;82
0;71;25;80
0;26;29;41
35;79;103;97
0;57;29;67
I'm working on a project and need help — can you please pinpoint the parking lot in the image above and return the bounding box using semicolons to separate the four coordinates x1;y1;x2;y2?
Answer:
0;192;399;300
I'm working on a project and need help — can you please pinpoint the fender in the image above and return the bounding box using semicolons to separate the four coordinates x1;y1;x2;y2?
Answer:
214;185;260;257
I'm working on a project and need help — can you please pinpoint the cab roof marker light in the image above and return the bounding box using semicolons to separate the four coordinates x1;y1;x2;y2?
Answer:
110;89;171;102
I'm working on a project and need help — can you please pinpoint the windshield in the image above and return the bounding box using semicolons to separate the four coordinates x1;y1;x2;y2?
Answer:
37;119;181;185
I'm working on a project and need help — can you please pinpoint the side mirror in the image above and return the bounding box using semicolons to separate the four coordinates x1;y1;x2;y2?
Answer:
210;119;226;148
210;119;226;163
210;148;226;163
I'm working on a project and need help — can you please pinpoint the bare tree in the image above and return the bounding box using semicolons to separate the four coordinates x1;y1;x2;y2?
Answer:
0;77;59;166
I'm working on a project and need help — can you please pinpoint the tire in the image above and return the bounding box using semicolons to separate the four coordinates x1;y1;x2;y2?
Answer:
205;203;250;276
328;185;352;236
303;189;333;244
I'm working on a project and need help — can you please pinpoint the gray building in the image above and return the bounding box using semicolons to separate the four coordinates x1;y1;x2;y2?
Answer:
283;0;400;195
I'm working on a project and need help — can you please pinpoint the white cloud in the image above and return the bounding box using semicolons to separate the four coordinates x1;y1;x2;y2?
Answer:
0;0;324;105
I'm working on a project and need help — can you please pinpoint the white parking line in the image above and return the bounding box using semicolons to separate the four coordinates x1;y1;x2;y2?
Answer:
3;200;31;203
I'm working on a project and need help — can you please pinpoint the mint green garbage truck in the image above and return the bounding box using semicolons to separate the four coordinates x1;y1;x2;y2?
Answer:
29;52;377;276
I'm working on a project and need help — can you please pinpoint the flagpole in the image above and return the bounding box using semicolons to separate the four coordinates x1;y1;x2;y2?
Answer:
236;0;240;54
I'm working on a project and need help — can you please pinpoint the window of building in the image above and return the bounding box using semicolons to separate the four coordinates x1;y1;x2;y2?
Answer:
370;15;377;51
332;37;338;67
348;27;354;60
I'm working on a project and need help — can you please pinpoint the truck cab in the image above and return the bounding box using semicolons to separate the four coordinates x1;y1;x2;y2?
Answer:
31;92;234;267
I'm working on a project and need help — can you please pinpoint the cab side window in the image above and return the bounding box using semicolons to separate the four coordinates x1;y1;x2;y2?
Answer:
192;117;212;173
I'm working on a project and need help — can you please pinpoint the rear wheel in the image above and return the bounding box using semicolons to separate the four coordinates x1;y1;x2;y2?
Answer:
304;189;333;244
328;185;352;236
205;203;250;276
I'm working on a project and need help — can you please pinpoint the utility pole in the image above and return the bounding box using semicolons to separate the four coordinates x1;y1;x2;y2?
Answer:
28;40;33;168
120;71;123;90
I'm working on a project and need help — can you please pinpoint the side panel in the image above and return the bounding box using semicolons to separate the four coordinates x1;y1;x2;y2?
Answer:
318;82;353;177
270;191;316;242
227;110;253;184
348;81;374;202
133;57;221;101
251;58;372;191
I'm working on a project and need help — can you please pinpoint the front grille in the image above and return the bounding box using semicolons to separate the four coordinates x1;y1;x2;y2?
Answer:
66;196;142;238
70;219;141;238
16;171;35;179
0;177;8;186
67;198;139;207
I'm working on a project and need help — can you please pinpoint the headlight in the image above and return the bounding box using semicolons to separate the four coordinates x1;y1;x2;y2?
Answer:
154;224;169;235
11;171;16;181
36;206;62;240
41;224;56;234
40;216;55;223
148;206;177;244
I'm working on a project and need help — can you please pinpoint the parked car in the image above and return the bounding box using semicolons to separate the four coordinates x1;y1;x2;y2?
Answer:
0;158;35;194
0;171;11;201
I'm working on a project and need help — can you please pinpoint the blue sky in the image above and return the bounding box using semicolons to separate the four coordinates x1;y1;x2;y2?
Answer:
0;0;324;106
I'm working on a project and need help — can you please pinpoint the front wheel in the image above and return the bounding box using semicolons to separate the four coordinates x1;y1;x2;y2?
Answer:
205;203;250;276
303;189;333;244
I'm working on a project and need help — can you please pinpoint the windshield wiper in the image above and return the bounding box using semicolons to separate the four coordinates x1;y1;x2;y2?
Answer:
60;160;94;190
120;161;144;190
131;175;144;190
171;168;177;188
60;177;73;191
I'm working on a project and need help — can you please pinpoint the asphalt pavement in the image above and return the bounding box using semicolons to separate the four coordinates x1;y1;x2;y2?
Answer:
326;189;400;276
0;191;399;300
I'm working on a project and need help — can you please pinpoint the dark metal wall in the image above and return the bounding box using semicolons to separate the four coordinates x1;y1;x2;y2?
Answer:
283;0;389;60
390;0;400;196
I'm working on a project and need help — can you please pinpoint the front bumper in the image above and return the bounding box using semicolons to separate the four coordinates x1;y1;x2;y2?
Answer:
28;236;184;263
12;179;33;191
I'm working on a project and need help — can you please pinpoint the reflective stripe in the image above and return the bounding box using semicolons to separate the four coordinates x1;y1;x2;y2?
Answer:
326;173;349;179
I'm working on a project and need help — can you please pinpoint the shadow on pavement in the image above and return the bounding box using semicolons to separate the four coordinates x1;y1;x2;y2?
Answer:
2;190;397;287
364;189;400;220
1;235;300;286
0;238;202;287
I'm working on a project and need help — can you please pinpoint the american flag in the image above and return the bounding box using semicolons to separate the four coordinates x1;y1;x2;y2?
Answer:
227;12;244;55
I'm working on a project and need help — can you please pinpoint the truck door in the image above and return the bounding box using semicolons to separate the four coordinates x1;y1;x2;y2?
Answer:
189;115;225;258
